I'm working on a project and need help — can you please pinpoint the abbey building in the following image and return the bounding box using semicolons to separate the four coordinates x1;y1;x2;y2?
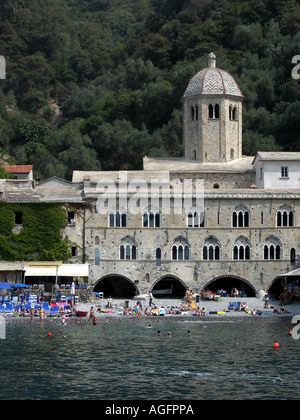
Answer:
1;53;300;299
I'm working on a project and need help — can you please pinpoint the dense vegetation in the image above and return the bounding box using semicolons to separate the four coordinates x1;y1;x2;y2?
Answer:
0;0;299;179
0;203;71;261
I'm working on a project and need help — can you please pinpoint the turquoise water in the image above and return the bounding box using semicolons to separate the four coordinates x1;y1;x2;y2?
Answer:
0;317;299;400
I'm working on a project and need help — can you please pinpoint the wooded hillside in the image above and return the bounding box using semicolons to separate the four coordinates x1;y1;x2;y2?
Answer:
0;0;299;179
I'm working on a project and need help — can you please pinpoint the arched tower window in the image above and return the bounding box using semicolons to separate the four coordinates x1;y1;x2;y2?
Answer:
214;104;220;119
209;104;220;119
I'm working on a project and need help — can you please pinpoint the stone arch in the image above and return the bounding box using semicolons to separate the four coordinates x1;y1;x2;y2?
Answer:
203;275;257;297
93;274;139;298
267;275;286;299
151;275;187;298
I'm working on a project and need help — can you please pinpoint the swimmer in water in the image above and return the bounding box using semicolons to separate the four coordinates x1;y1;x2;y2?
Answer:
167;331;172;338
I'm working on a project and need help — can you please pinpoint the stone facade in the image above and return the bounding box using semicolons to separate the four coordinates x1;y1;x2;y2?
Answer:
183;53;243;163
2;53;300;299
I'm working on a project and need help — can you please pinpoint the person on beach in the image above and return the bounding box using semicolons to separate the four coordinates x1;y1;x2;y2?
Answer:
135;302;142;319
107;296;113;308
149;291;154;307
39;307;45;323
89;306;95;323
30;307;35;323
92;315;98;325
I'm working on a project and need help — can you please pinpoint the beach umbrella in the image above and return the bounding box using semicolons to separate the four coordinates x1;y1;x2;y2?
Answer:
0;283;11;290
11;283;30;289
71;282;75;295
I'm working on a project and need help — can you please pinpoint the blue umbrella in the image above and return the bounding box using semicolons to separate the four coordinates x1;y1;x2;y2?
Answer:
0;283;11;290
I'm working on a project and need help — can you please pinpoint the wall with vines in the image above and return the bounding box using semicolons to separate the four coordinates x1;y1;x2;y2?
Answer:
0;202;72;261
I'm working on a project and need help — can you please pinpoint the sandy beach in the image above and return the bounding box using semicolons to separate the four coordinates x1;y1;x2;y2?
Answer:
75;296;300;320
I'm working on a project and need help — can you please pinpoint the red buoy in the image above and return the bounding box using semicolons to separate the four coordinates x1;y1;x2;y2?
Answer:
273;343;280;349
48;333;52;337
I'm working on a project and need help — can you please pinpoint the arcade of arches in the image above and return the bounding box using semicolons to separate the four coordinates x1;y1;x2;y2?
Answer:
94;275;138;299
93;275;261;299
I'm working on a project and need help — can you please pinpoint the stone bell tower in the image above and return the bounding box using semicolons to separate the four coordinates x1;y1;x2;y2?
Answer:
183;53;244;163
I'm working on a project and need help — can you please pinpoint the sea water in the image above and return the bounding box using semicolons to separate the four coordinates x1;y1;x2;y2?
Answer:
0;317;299;400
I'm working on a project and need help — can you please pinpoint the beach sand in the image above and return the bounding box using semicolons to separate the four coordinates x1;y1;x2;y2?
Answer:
75;296;300;320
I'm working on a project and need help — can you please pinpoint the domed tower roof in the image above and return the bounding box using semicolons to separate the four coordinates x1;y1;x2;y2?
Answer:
184;53;244;98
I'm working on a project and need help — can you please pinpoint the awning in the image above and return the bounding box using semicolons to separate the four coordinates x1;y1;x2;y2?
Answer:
57;265;89;277
24;264;89;278
282;268;300;277
24;266;58;277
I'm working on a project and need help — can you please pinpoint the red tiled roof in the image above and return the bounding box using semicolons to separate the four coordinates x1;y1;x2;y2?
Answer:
3;165;33;174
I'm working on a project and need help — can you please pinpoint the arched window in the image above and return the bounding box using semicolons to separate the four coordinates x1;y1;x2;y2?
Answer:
232;205;250;228
233;237;251;260
120;237;137;260
203;237;221;261
229;106;237;120
190;105;198;121
172;237;190;260
214;104;220;119
277;206;295;227
233;107;237;120
263;237;282;260
95;236;100;246
209;104;220;119
109;211;127;227
143;207;161;228
291;248;296;264
187;210;205;228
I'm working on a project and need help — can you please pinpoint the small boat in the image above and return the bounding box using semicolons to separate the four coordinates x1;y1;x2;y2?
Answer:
76;311;88;317
152;285;173;296
203;291;220;301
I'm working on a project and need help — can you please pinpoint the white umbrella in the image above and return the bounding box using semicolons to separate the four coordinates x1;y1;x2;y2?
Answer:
71;282;75;295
